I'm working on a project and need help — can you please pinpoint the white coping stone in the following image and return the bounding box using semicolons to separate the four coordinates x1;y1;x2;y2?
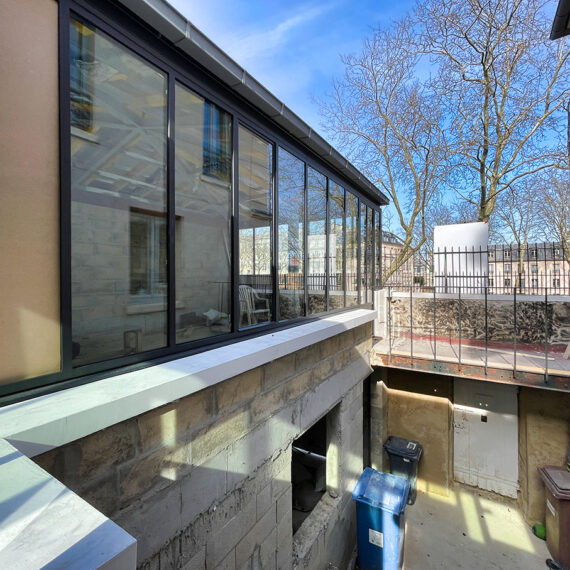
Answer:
0;309;375;458
0;439;137;570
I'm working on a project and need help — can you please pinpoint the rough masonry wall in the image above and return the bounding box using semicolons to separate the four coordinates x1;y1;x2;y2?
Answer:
390;296;570;350
33;323;372;569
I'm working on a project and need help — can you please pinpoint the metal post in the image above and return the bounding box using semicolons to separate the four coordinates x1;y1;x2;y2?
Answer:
410;285;414;366
545;287;549;384
388;286;392;359
513;286;517;378
484;284;488;376
433;281;437;366
458;286;462;367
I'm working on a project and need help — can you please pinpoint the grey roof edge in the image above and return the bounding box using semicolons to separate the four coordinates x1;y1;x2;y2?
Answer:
116;0;389;205
551;0;570;39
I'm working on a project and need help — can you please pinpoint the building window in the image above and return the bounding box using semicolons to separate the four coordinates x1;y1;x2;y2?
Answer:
202;103;231;181
531;278;539;288
530;249;538;259
504;264;511;273
531;264;538;273
553;278;561;288
130;211;167;297
504;250;511;260
553;263;560;273
520;278;525;289
488;277;494;287
504;278;511;287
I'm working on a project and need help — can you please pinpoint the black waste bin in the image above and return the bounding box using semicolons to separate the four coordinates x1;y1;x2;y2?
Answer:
384;436;423;504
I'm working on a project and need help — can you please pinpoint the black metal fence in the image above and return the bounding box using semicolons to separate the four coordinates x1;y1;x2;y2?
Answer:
382;243;570;295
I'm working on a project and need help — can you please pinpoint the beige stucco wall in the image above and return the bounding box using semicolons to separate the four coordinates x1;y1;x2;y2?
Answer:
518;387;570;524
385;369;454;497
0;0;60;383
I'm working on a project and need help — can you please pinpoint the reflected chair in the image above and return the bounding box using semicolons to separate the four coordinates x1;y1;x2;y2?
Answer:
239;284;270;325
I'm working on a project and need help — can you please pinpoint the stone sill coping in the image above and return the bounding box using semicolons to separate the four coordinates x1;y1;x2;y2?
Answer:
389;291;570;302
0;309;375;458
0;438;137;569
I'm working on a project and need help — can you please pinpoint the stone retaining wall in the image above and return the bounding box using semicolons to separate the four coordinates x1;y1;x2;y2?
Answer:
390;295;570;348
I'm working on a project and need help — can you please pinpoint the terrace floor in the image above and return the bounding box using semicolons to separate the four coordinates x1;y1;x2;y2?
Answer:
403;485;551;570
373;336;570;390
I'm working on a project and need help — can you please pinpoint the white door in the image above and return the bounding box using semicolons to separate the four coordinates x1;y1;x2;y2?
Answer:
453;378;518;498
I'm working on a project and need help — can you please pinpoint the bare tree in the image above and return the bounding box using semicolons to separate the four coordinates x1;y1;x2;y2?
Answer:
320;23;448;285
536;171;570;260
418;0;569;222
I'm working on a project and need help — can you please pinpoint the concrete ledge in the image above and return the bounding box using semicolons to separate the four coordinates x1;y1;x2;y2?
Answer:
0;310;375;458
0;439;137;569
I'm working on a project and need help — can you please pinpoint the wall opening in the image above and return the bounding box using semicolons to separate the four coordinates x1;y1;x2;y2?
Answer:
291;413;327;534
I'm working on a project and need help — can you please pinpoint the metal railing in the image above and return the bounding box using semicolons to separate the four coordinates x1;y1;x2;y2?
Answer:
382;243;570;296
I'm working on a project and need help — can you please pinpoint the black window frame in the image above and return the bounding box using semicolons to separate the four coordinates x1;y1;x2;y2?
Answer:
0;0;383;404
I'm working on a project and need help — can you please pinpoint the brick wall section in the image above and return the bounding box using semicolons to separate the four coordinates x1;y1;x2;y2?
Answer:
34;322;372;569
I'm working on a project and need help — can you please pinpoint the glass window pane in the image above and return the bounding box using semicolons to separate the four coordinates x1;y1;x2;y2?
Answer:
329;182;345;309
175;83;232;341
360;202;367;303
70;19;167;366
239;126;273;327
307;168;327;314
375;209;382;289
366;206;374;303
278;148;305;320
346;193;359;307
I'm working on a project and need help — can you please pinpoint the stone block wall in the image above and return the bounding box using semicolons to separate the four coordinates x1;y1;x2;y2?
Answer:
33;323;373;569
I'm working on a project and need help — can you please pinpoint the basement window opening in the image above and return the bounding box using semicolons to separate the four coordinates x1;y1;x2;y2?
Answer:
291;413;327;534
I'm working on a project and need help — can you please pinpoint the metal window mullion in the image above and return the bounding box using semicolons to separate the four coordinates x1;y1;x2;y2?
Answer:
303;163;308;315
357;199;361;305
325;178;330;312
342;188;347;308
272;144;278;322
231;120;240;331
167;73;176;346
60;0;73;375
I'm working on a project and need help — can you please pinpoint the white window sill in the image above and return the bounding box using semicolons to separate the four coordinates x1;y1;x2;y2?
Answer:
0;309;375;458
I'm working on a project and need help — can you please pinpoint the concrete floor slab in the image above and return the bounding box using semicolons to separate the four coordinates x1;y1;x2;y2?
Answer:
403;486;551;570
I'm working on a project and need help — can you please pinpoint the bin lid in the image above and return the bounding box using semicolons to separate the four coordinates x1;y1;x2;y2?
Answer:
384;435;423;461
538;466;570;500
352;467;410;515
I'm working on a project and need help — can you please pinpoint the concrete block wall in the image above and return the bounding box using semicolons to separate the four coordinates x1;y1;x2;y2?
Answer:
33;322;373;569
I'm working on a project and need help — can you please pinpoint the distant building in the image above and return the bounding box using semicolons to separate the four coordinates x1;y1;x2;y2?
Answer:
381;231;414;285
488;243;569;294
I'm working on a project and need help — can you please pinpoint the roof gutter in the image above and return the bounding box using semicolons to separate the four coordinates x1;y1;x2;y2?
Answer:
116;0;389;205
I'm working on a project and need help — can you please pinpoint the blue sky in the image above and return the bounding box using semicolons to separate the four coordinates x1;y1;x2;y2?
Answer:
168;0;415;136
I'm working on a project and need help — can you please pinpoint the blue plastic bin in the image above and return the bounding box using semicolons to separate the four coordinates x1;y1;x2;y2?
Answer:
352;467;410;570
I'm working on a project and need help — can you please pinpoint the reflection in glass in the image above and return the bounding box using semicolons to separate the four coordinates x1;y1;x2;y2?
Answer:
70;19;167;365
346;193;359;307
239;126;273;327
329;182;345;309
307;168;327;314
366;206;374;303
175;83;232;341
278;148;305;320
375;209;382;289
360;202;368;303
